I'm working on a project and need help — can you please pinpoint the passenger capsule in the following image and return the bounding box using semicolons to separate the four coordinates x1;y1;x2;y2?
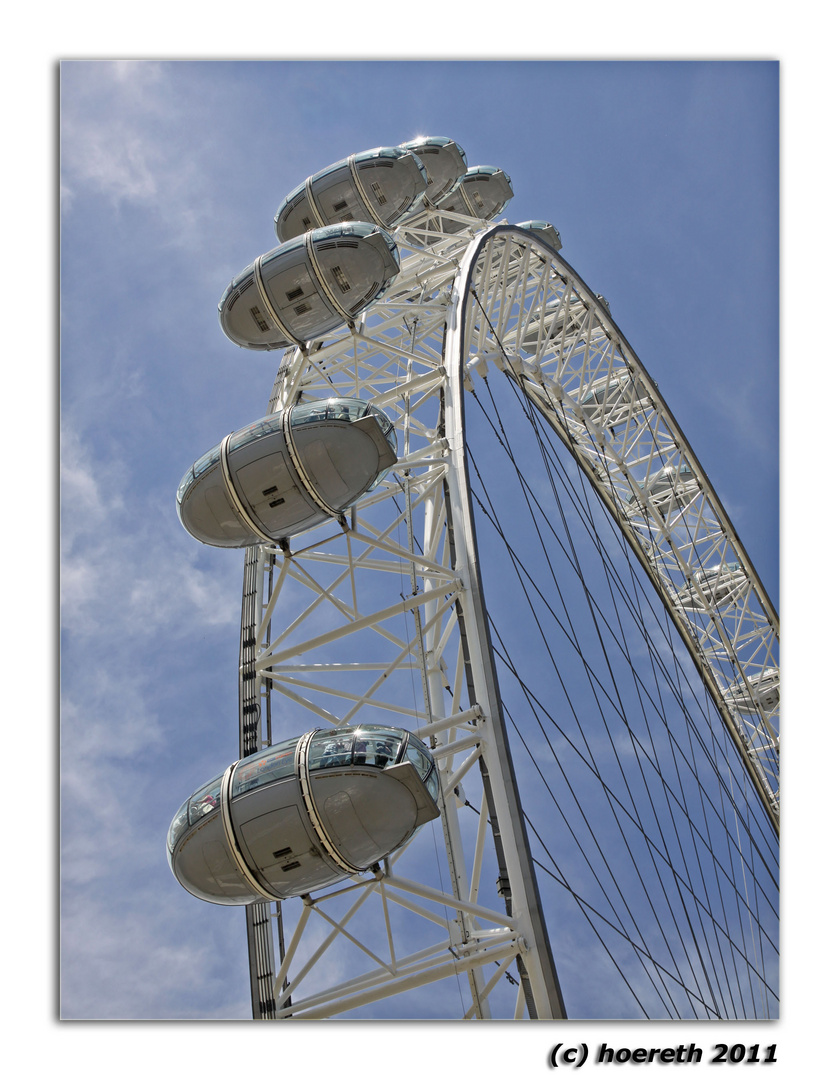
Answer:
219;222;400;351
435;166;514;232
575;372;652;426
167;725;441;904
399;136;468;206
676;561;750;611
176;397;398;547
627;463;698;514
510;297;592;356
724;669;780;715
274;146;428;244
516;220;562;251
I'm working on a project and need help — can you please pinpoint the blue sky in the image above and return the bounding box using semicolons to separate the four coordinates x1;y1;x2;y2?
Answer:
48;50;825;1065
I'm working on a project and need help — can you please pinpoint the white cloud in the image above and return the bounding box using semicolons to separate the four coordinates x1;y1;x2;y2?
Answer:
61;64;166;207
60;424;124;554
60;61;222;257
61;420;240;640
60;892;249;1019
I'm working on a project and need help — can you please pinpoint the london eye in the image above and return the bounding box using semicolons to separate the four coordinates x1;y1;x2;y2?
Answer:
168;137;779;1020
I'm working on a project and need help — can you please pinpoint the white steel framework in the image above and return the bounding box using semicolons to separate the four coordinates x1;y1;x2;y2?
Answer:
236;207;779;1019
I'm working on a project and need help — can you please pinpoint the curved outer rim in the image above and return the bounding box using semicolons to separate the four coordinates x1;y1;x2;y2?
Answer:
443;232;568;1021
454;223;779;833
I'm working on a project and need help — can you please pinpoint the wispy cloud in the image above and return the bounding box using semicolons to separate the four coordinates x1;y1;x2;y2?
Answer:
60;61;232;261
60;891;250;1019
61;422;239;639
61;63;167;207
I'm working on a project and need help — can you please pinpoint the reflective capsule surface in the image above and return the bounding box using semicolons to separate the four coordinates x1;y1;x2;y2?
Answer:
675;562;750;611
400;136;468;206
628;463;698;513
575;373;652;426
511;297;588;356
724;669;780;716
274;146;428;244
167;725;440;904
516;220;562;251
514;296;614;358
219;222;399;350
177;397;398;547
435;166;514;231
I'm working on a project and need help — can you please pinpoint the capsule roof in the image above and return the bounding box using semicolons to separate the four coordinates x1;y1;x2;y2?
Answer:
516;220;562;251
434;166;514;232
575;373;651;425
177;397;398;548
724;669;780;715
510;296;591;356
676;562;748;611
219;222;399;350
274;145;428;244
627;463;698;512
399;136;468;206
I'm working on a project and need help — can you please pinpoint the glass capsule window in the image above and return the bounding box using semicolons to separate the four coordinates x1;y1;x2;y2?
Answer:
177;444;222;505
356;147;401;163
307;726;406;773
188;773;225;826
633;463;695;498
167;799;190;854
262;235;307;267
228;413;284;453
581;375;631;408
305;725;438;801
289;397;397;455
194;445;222;478
352;727;405;769
176;469;194;506
405;734;433;779
315;222;365;243
314;158;350;182
381;231;398;263
405;732;439;802
406;135;463;156
231;737;299;797
373;410;396;449
308;730;356;770
290;397;368;426
283;181;307;204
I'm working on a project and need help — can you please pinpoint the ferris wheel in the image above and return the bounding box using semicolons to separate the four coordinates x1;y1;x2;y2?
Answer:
167;138;779;1020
